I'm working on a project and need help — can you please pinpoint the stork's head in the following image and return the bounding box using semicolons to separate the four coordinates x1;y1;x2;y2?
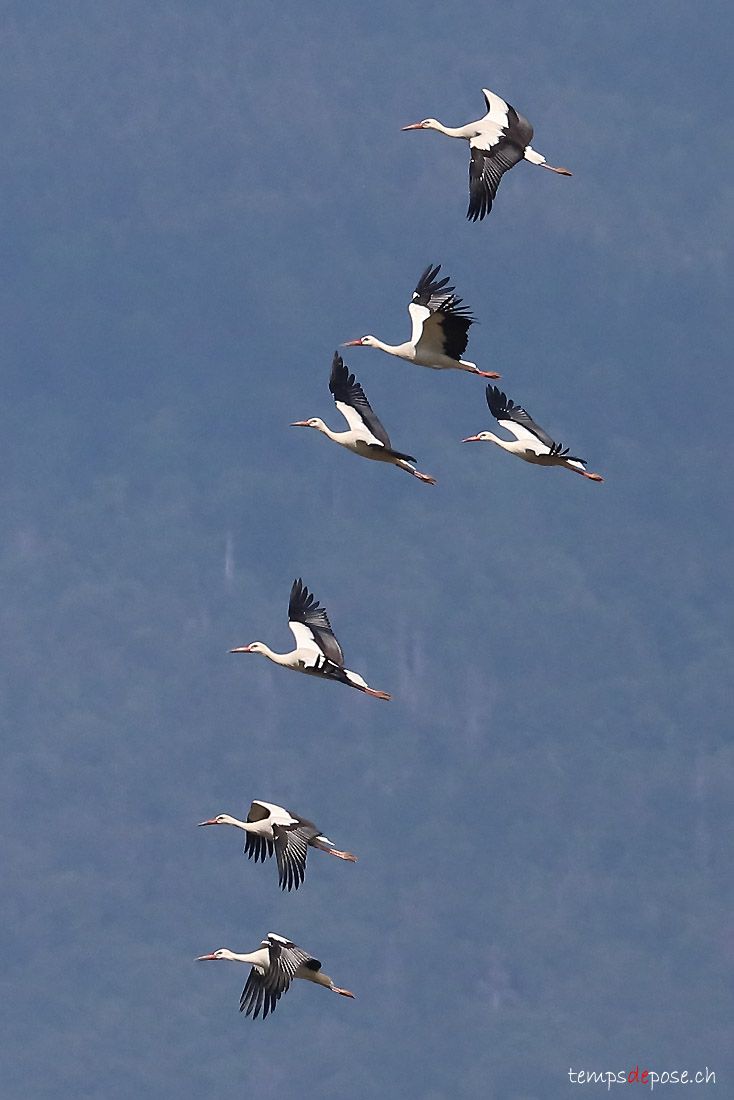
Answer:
229;642;265;655
343;336;377;349
290;417;326;431
196;948;237;962
462;432;493;443
401;119;440;131
198;814;236;827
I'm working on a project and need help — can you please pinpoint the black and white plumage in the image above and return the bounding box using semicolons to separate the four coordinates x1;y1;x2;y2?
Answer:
196;933;355;1020
463;384;603;481
198;799;357;891
343;264;500;378
230;579;391;700
402;88;572;221
291;353;436;483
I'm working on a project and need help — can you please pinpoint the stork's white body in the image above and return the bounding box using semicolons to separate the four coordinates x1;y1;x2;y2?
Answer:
199;799;357;891
297;416;428;472
197;932;355;1019
344;265;500;379
230;579;391;700
201;802;330;842
242;625;373;688
352;332;475;374
199;947;337;989
464;385;603;482
473;431;588;471
413;90;548;165
402;88;571;221
292;353;435;482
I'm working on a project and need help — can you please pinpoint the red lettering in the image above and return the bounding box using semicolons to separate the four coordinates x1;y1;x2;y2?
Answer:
641;1070;649;1083
628;1067;639;1083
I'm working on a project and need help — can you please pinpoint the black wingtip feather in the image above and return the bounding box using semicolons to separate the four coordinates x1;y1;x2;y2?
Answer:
328;352;348;398
485;384;506;415
485;384;558;450
413;264;451;303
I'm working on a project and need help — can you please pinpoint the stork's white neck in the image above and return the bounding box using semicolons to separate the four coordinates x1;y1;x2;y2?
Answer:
428;119;475;139
315;421;350;445
210;948;265;965
367;336;415;360
486;433;521;454
213;814;257;832
228;950;263;964
482;432;505;447
250;643;298;668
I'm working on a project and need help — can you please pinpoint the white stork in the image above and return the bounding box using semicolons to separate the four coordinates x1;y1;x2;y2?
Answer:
291;352;436;484
402;87;572;221
343;264;500;378
230;578;391;700
197;932;355;1019
198;800;357;891
463;384;603;481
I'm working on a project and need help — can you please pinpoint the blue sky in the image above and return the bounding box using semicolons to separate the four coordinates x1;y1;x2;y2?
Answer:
1;2;733;1098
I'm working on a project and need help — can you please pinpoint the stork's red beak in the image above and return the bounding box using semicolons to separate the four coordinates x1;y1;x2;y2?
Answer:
229;645;253;653
401;123;423;130
290;421;311;427
195;954;219;961
462;435;482;443
198;819;218;826
341;340;363;347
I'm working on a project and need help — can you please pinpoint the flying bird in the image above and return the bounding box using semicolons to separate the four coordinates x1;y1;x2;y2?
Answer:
402;87;572;221
291;352;436;484
230;578;391;700
344;264;500;378
197;932;355;1020
463;385;603;481
198;799;357;891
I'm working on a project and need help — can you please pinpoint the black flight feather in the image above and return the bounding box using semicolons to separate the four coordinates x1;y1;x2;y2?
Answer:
468;104;534;221
273;818;318;891
485;385;556;450
288;579;345;668
413;265;475;361
329;352;392;450
412;265;475;321
244;832;275;863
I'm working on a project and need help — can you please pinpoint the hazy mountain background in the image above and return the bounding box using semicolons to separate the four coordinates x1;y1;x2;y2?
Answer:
1;2;733;1097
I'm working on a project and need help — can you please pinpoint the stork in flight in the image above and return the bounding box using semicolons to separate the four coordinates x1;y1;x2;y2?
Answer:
344;264;500;378
199;799;356;891
291;352;436;484
402;88;572;221
230;578;391;700
463;385;603;481
197;932;355;1019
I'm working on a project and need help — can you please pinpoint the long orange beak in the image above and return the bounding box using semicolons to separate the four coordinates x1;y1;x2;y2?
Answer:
195;954;219;961
401;123;423;130
341;339;363;347
229;645;253;653
290;421;311;427
198;819;218;826
462;435;482;443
